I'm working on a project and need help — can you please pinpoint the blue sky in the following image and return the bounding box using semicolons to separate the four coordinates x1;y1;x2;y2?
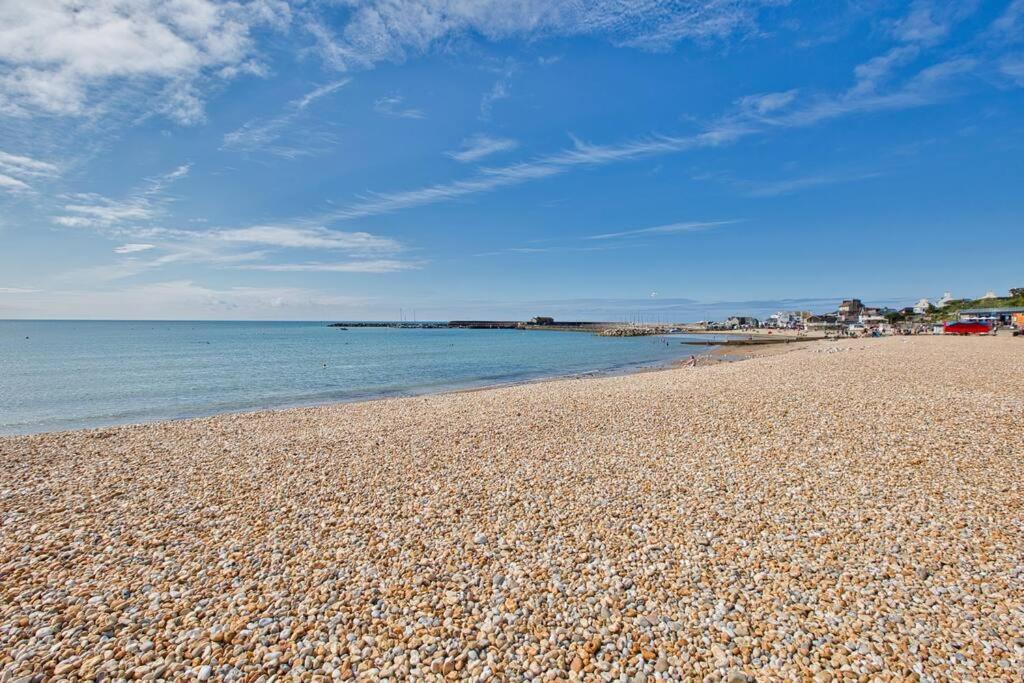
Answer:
1;0;1022;320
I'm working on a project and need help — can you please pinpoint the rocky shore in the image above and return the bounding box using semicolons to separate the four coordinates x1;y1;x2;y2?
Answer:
1;336;1021;681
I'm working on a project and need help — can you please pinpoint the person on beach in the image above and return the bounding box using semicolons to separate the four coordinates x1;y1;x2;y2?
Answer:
686;355;697;367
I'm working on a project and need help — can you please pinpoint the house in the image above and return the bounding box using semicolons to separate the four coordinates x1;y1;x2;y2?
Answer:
937;291;953;307
837;299;864;322
805;314;842;330
725;316;759;329
528;316;555;325
913;298;932;314
858;308;887;326
767;311;803;328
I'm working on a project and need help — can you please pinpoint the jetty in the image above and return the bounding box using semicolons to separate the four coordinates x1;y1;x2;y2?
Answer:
327;319;611;332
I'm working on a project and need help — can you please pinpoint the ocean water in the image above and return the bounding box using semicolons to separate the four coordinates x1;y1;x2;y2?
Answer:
0;320;716;435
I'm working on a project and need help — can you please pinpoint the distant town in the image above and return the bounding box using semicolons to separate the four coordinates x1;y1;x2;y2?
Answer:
696;287;1024;336
330;288;1024;338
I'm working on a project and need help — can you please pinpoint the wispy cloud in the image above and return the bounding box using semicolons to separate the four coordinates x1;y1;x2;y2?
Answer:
887;0;976;46
1001;55;1024;85
991;0;1024;38
446;134;519;163
736;89;799;115
52;163;191;229
589;219;739;240
480;76;511;119
475;243;641;257
67;220;412;281
374;95;425;119
477;218;737;256
214;226;400;252
322;131;724;221
222;79;350;157
237;259;421;273
315;42;980;224
0;150;60;194
303;1;785;73
742;171;882;197
47;162;415;280
0;174;30;193
113;243;156;254
294;79;351;110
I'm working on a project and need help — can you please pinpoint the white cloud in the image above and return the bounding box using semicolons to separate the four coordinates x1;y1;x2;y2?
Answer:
60;198;156;226
0;150;60;178
888;1;976;46
849;46;921;96
222;79;350;156
237;259;421;273
480;78;509;118
992;0;1024;38
373;95;425;119
53;164;191;230
0;173;31;193
0;0;290;122
736;89;798;115
1001;55;1024;85
742;172;882;197
589;220;738;240
294;79;351;110
323;129;740;220
305;1;787;73
114;243;156;254
312;43;979;224
214;226;401;251
446;135;519;162
58;208;410;280
769;56;978;128
0;287;39;294
0;149;60;194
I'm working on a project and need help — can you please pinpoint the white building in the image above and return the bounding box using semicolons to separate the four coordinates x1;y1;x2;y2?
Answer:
937;291;953;307
913;298;932;314
859;311;887;326
766;311;803;328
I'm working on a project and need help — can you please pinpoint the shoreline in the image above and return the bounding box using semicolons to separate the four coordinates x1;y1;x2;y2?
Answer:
1;336;731;438
0;336;822;439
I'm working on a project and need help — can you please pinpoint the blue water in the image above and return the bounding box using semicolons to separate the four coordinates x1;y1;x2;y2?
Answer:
0;321;716;435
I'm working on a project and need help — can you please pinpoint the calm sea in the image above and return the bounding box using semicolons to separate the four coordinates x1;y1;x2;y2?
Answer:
0;320;716;435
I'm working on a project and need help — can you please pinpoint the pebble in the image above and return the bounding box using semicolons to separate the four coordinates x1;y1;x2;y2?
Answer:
0;336;1021;680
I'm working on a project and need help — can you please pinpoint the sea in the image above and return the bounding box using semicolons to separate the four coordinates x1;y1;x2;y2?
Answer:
0;320;718;435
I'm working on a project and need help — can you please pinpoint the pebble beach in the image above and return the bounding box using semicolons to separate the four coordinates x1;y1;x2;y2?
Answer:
1;335;1022;681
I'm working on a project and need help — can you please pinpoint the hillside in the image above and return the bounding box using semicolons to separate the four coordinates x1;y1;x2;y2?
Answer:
929;291;1024;321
